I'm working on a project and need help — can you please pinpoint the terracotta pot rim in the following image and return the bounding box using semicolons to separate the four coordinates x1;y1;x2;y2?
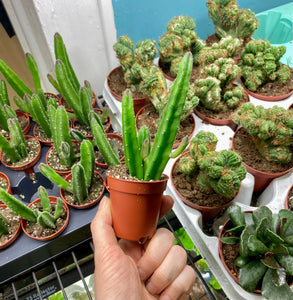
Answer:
106;172;169;185
0;204;22;249
21;196;69;241
0;172;12;194
60;171;105;209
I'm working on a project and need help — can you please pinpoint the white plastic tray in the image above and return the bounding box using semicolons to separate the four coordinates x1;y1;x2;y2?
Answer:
103;76;293;299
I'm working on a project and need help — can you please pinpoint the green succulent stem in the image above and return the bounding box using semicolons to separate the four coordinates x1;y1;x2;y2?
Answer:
71;164;88;204
0;212;9;235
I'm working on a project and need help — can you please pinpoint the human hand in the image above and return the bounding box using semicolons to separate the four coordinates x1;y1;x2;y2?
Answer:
91;196;196;300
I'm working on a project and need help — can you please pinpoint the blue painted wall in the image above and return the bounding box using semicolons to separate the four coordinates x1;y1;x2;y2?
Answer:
112;0;291;45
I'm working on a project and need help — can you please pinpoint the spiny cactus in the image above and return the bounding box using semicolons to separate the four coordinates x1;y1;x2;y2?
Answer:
39;139;99;204
179;130;247;198
206;0;258;42
232;103;293;164
0;186;64;229
220;205;293;299
158;15;206;77
239;39;291;92
192;57;243;112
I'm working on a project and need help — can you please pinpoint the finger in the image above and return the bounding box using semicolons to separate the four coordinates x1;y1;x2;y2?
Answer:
158;195;174;220
160;265;196;300
137;228;174;281
119;239;144;263
145;245;187;295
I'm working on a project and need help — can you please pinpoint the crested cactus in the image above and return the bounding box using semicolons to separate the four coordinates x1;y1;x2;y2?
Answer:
39;139;99;204
0;186;64;230
232;103;293;164
206;0;258;42
179;130;247;198
239;39;291;92
158;15;206;77
192;57;243;112
220;204;293;299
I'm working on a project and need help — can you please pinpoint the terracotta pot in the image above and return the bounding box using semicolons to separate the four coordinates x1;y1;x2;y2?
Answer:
59;91;96;113
232;128;293;192
135;103;197;149
0;204;22;250
106;172;169;242
107;66;150;114
0;135;41;175
21;196;69;241
73;108;111;139
60;171;105;209
240;76;293;101
95;133;124;169
285;185;293;210
16;110;31;135
0;172;12;194
193;85;250;131
170;153;238;221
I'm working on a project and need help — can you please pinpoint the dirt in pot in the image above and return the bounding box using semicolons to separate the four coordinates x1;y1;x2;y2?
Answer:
0;177;8;191
0;114;29;137
0;206;20;245
233;127;293;173
136;105;195;144
1;138;40;167
63;175;104;206
172;154;234;207
108;66;147;99
25;202;67;238
34;123;53;143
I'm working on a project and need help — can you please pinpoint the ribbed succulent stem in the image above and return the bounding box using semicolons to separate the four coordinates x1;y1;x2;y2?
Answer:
71;164;88;204
80;140;95;190
8;118;27;159
0;212;9;235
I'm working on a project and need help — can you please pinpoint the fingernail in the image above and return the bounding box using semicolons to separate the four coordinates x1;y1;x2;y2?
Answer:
138;268;146;280
146;281;156;294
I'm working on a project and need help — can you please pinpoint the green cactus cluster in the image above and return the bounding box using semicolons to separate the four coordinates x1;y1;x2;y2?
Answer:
179;130;247;198
0;186;64;230
221;204;293;299
232;103;293;164
158;15;206;77
239;39;291;92
39;139;101;204
192;57;243;112
206;0;258;42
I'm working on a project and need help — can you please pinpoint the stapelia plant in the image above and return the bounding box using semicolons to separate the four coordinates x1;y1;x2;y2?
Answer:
179;130;247;198
221;204;293;299
92;52;193;181
206;0;258;42
0;211;9;235
232;103;293;164
192;57;244;112
39;139;99;204
239;39;291;92
0;186;64;230
158;15;206;77
48;32;95;126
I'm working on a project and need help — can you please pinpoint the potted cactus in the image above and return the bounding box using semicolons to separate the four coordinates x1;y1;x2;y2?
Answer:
0;204;21;249
219;204;293;299
158;15;206;81
171;130;247;221
0;186;69;241
192;57;249;129
92;52;193;241
39;139;105;209
0;115;41;175
206;0;259;59
232;103;293;191
239;39;293;101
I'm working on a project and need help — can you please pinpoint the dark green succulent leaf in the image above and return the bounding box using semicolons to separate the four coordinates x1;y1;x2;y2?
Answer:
272;244;289;256
252;206;272;228
277;255;293;275
228;205;245;227
248;235;269;255
239;225;255;257
234;256;250;268
244;212;254;226
220;236;240;244
227;225;245;234
266;228;284;244
256;217;271;243
262;268;293;300
278;209;293;237
239;260;267;292
261;256;280;269
286;245;293;256
284;235;293;245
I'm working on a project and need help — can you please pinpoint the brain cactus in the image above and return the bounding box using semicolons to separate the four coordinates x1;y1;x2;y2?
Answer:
206;0;258;41
239;39;291;92
232;103;293;164
179;130;247;198
159;15;205;77
192;57;244;112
